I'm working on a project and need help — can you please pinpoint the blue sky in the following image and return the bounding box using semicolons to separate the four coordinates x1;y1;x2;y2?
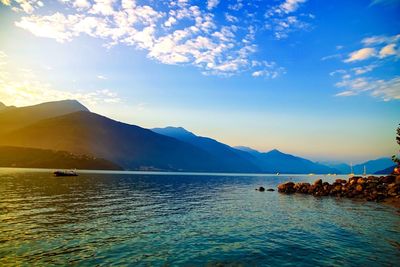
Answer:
0;0;399;163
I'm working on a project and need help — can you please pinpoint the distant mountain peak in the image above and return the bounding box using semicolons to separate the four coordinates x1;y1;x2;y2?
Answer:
36;99;89;112
0;101;5;107
152;126;197;138
234;146;260;154
267;149;282;153
164;126;191;132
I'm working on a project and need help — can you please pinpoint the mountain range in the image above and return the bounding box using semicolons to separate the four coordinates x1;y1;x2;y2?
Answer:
152;127;337;174
321;158;395;175
0;100;395;173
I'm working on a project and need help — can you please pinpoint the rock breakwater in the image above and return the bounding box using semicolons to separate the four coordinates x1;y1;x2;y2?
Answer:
278;175;400;203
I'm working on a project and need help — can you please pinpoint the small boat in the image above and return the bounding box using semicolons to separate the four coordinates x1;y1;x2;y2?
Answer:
276;172;280;176
54;170;78;177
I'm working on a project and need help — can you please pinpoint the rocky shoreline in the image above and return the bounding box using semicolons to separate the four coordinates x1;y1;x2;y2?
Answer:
277;175;400;207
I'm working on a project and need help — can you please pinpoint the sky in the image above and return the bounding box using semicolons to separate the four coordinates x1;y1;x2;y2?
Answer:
0;0;399;163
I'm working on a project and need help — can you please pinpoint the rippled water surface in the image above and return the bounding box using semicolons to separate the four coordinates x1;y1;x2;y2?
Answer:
0;168;399;266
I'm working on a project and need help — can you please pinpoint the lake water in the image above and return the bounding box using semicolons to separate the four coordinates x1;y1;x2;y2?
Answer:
1;168;399;266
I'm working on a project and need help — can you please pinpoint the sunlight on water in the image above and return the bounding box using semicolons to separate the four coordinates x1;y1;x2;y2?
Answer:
0;168;399;266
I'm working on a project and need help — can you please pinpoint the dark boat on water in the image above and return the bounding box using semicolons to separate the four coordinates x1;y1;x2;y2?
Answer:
54;170;78;177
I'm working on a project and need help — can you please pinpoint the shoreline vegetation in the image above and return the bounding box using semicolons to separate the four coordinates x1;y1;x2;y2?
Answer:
277;175;400;209
0;146;122;170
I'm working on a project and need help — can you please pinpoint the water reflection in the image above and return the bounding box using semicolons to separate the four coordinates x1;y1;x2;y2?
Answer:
0;169;399;266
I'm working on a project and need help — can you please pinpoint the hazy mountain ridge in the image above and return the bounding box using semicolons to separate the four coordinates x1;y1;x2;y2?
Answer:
0;101;16;113
152;127;261;172
235;147;339;174
321;158;394;175
374;165;397;174
0;100;393;173
150;128;339;174
0;105;236;172
0;99;88;134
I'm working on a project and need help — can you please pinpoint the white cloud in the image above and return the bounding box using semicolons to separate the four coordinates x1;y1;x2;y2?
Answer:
362;34;400;46
265;0;311;40
266;15;310;40
0;0;11;6
343;34;400;63
335;74;400;101
279;0;307;13
370;0;400;6
97;75;107;80
344;48;376;62
329;69;346;76
379;43;397;58
251;61;285;79
352;64;377;75
15;13;80;43
90;0;116;16
6;0;285;77
329;33;400;101
228;0;243;11
0;50;121;107
1;0;44;14
73;0;90;9
321;54;341;61
225;13;238;23
207;0;220;10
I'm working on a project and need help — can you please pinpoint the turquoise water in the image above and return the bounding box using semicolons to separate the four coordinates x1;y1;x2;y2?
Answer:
0;168;399;266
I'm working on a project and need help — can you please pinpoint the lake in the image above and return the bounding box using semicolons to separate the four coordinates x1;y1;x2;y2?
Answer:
0;168;399;266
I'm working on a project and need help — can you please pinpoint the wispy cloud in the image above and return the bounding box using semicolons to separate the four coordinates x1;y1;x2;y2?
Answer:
330;33;400;101
251;61;285;79
279;0;307;13
97;75;107;80
379;43;397;58
334;70;400;101
344;33;400;63
370;0;400;6
207;0;220;10
0;50;121;107
2;0;288;77
344;48;376;62
265;0;312;40
352;64;377;75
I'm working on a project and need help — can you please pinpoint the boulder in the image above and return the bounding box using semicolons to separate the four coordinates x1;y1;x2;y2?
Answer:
278;182;295;193
313;179;322;186
387;183;399;196
349;177;358;186
267;188;275;192
356;184;364;192
367;176;379;182
258;187;265;192
357;178;366;184
381;175;395;184
330;184;342;195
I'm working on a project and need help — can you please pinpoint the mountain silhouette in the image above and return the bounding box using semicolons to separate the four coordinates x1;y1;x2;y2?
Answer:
235;147;338;174
0;110;231;172
152;126;260;172
353;158;394;174
0;100;388;173
0;99;88;134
